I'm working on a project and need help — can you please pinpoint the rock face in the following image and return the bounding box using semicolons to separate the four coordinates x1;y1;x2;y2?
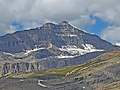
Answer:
0;21;119;77
0;21;118;53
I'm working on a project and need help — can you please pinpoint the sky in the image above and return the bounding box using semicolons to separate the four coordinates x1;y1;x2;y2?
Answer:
0;0;120;45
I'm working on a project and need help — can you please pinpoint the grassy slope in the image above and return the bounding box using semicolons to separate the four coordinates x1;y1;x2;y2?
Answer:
3;50;120;79
2;50;120;89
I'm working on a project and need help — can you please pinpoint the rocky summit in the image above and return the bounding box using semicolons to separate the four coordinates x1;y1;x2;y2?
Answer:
0;21;119;77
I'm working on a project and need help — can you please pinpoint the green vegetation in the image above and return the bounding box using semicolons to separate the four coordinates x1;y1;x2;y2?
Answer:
26;70;47;78
2;59;105;80
0;50;119;89
88;73;92;76
26;64;88;79
34;74;64;80
0;75;13;79
8;56;106;80
55;73;93;86
1;50;111;80
74;73;92;81
7;76;12;78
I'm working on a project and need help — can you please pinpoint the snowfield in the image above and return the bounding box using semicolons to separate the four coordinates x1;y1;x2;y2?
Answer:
24;43;52;55
57;55;75;59
59;44;104;56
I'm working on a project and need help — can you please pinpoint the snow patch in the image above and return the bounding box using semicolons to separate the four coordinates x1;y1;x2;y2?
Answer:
57;55;75;59
3;52;14;57
20;79;24;82
117;62;119;63
59;44;104;56
57;34;77;37
62;34;77;37
38;80;47;88
47;43;52;49
83;86;85;89
84;44;104;52
24;43;52;55
24;47;45;55
116;43;120;46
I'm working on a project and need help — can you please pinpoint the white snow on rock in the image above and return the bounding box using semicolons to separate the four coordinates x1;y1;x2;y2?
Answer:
59;44;104;56
24;47;45;55
83;86;85;89
57;55;75;59
20;79;24;82
61;34;77;37
117;62;119;63
3;52;14;57
38;80;47;88
24;43;53;55
47;43;52;49
116;43;120;46
56;34;77;37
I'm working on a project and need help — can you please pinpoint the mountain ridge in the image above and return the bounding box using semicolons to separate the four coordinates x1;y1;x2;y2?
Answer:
0;21;119;77
0;21;119;53
1;50;120;90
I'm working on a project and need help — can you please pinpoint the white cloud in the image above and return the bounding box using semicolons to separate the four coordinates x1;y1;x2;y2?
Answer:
101;26;120;44
0;0;120;44
5;25;17;34
20;21;42;30
69;15;96;28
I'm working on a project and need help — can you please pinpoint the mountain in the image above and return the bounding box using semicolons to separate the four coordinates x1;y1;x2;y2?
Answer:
0;21;119;53
0;21;119;77
1;50;120;90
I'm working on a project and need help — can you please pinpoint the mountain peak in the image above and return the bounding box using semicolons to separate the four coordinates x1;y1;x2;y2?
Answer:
58;21;69;25
42;21;72;29
42;22;56;28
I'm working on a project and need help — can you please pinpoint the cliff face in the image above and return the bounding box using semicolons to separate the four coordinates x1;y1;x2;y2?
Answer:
0;51;104;77
0;21;119;77
0;21;118;53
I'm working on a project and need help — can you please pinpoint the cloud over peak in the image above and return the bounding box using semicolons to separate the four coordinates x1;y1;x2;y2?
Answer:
101;26;120;44
0;0;120;44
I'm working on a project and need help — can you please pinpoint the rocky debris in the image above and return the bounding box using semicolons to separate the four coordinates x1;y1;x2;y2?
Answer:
0;51;104;77
0;78;50;90
1;50;120;90
49;63;120;90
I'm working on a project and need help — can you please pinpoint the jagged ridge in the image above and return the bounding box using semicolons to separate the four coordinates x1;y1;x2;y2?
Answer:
0;21;119;77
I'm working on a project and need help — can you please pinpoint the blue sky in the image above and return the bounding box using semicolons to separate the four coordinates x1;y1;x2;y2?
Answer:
0;0;120;45
85;17;113;37
85;18;107;36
